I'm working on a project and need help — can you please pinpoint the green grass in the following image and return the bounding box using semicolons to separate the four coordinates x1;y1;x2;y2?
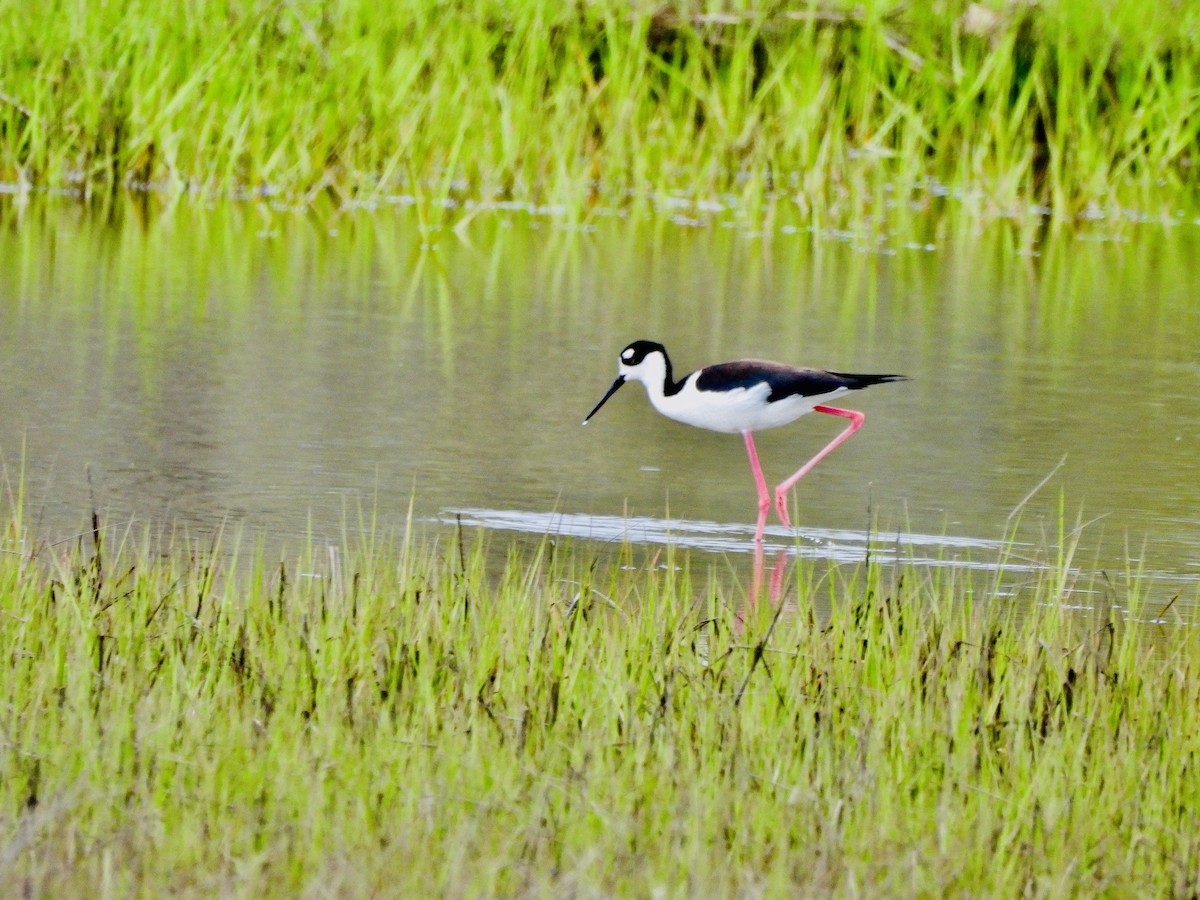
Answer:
2;501;1199;896
1;0;1197;221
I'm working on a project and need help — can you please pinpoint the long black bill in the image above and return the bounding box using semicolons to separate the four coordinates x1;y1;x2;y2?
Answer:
582;376;626;424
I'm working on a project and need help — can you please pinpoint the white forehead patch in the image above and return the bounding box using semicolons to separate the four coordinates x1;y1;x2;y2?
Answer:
621;349;636;362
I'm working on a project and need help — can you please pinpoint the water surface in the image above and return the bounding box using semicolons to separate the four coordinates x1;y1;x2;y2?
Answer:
1;199;1198;603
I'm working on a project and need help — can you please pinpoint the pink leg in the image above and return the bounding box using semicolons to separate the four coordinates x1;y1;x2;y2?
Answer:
742;431;771;543
774;405;865;527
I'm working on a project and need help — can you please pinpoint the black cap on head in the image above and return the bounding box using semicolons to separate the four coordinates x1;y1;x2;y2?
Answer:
620;340;666;366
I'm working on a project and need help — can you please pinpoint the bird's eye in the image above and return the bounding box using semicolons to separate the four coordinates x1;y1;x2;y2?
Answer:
621;350;635;362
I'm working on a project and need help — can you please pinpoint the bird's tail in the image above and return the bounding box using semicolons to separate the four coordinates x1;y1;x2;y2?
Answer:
831;371;909;389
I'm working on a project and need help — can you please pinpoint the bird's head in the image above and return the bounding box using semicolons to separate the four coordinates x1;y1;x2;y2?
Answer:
582;340;670;424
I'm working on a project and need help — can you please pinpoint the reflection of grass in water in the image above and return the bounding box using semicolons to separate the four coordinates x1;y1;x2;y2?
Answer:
4;198;1197;421
2;504;1197;894
5;199;1198;496
0;2;1197;218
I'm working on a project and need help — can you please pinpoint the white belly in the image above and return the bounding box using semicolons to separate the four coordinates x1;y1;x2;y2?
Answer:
651;378;847;434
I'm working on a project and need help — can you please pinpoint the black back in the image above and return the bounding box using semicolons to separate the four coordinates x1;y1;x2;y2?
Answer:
695;360;906;401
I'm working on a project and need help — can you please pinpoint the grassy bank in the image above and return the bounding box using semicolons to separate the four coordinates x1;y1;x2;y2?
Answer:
1;507;1198;895
1;0;1197;220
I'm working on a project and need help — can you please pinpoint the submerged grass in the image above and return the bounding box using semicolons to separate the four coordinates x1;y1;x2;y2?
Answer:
0;0;1197;220
2;505;1199;896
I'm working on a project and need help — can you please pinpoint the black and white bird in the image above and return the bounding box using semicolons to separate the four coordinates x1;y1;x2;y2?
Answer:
583;340;906;542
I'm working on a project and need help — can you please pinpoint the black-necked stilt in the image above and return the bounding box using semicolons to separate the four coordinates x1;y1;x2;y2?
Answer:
583;340;907;542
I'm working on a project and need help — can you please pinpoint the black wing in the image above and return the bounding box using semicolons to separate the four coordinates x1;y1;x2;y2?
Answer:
695;360;906;402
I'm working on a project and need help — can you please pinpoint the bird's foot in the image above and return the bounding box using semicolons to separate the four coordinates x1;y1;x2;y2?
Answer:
774;492;792;528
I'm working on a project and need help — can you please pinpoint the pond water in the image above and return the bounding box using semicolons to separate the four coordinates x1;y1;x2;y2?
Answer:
1;198;1198;605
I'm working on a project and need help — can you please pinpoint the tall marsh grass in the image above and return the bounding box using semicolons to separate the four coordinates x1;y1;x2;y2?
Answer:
2;506;1198;895
0;0;1197;219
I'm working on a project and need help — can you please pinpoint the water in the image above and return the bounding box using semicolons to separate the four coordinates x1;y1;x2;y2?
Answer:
1;199;1198;603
